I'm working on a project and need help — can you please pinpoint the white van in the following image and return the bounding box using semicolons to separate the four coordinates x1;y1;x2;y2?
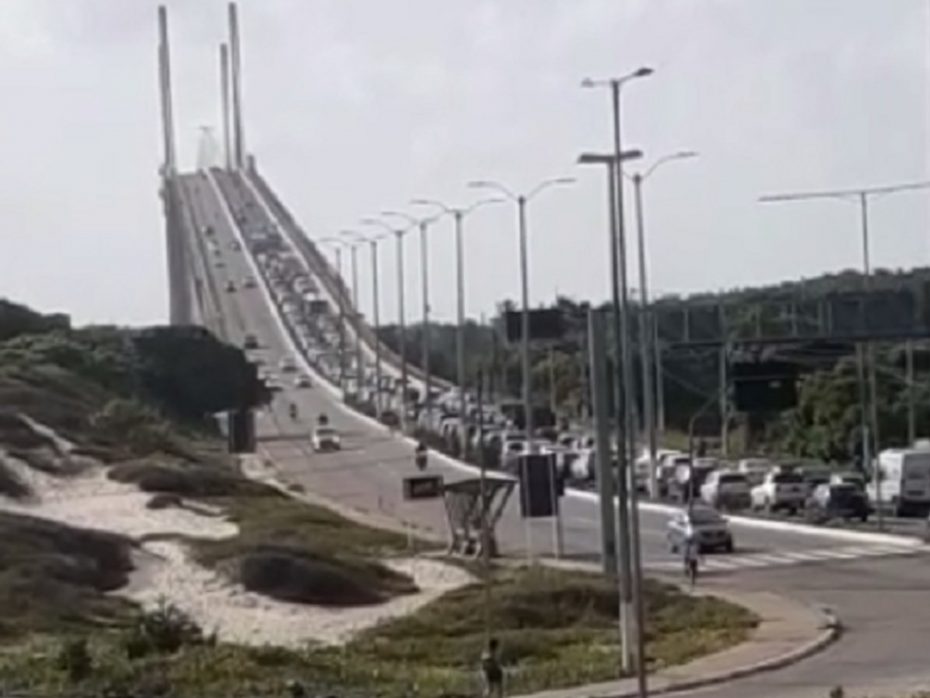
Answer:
868;448;930;516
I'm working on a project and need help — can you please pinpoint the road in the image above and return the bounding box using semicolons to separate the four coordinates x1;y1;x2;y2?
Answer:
179;169;930;697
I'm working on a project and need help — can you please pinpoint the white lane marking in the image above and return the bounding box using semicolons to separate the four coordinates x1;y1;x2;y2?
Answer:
644;543;919;574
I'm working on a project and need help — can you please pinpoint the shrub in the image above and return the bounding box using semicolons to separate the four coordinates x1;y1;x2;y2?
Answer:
123;598;206;659
56;637;92;681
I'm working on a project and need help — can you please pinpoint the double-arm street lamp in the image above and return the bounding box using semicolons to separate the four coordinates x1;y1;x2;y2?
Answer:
628;151;698;496
411;196;503;426
361;217;413;429
318;236;349;392
382;210;441;416
467;177;574;452
339;230;365;394
581;65;652;692
345;230;388;418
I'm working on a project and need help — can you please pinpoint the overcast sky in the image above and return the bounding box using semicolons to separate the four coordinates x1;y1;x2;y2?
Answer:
0;0;928;327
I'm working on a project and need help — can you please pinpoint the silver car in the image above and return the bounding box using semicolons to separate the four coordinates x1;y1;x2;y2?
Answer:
667;506;734;554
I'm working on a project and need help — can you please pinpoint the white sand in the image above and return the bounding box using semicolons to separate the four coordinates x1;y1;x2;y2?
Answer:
0;419;473;648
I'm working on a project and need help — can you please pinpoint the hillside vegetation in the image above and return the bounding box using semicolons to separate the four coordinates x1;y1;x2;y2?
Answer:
378;268;930;463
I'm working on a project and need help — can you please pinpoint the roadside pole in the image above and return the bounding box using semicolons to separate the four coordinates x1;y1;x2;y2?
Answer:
477;366;491;641
588;308;619;578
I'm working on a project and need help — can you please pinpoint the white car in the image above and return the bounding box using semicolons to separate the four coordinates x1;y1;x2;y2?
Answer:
279;357;297;373
243;276;257;289
294;374;313;388
312;427;341;452
700;470;751;511
751;470;807;514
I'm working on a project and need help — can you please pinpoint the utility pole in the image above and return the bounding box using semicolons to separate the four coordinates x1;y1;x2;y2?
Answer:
653;316;666;434
906;340;916;445
588;309;620;578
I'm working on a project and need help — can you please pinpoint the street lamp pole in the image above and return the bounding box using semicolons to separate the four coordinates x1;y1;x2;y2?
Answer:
383;211;440;418
411;197;503;433
469;177;573;562
363;218;412;430
468;179;574;452
582;66;653;693
319;237;347;394
348;231;387;418
578;150;643;673
340;231;364;396
629;151;698;497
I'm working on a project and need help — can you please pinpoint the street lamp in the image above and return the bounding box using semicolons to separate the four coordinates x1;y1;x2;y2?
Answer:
382;210;440;417
318;236;349;393
467;177;574;454
347;230;388;418
340;230;365;398
627;151;697;497
582;66;653;691
411;196;503;427
362;217;413;430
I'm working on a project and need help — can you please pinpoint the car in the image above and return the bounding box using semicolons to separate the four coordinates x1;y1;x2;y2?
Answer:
700;470;751;511
243;276;257;289
279;357;297;373
667;506;735;554
751;470;807;514
230;240;241;251
830;471;866;489
736;458;774;487
312;426;341;452
225;280;236;293
243;333;259;350
294;374;312;388
805;483;870;523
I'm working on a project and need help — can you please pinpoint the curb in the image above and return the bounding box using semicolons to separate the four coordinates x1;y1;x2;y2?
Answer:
637;606;841;698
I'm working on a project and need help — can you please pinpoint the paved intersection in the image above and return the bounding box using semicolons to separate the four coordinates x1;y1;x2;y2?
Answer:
183;169;930;697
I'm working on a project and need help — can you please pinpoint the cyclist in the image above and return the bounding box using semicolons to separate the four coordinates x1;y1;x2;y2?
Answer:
683;535;702;588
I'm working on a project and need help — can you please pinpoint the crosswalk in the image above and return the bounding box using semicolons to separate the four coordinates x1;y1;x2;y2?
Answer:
646;543;924;574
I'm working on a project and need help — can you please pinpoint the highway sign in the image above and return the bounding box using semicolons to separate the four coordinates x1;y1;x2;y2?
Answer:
403;474;444;500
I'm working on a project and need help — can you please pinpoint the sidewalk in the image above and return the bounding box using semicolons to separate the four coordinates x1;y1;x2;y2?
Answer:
510;566;839;698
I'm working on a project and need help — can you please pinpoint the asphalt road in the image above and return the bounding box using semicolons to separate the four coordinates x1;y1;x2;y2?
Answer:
179;170;930;697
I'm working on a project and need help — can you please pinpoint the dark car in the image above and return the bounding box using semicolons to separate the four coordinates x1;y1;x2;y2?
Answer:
805;483;869;523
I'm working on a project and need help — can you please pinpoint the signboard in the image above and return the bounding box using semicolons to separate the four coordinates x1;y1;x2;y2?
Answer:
227;409;256;453
403;475;444;501
503;309;566;343
518;454;560;518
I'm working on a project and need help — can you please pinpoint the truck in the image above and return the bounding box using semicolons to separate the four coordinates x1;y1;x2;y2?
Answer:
867;448;930;517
